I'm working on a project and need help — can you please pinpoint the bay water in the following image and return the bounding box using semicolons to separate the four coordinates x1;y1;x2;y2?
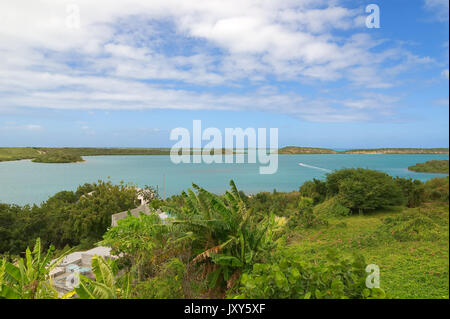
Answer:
0;154;448;206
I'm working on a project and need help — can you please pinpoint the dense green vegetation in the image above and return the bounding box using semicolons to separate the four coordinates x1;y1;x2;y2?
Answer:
342;148;449;154
0;148;41;162
0;169;448;299
2;147;448;164
0;239;71;299
0;147;173;163
0;181;137;255
32;151;84;163
278;146;338;154
47;147;172;156
276;147;449;154
408;160;449;174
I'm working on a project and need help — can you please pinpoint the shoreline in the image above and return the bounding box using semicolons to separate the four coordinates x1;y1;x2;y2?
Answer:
1;147;448;164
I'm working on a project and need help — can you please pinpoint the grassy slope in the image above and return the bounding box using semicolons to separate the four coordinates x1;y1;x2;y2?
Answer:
408;160;449;174
287;203;449;299
0;148;41;162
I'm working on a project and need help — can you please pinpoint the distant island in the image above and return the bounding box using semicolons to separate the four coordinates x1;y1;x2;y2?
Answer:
0;147;171;163
278;146;449;155
0;147;448;163
32;151;84;164
408;160;449;174
342;148;449;154
278;146;338;154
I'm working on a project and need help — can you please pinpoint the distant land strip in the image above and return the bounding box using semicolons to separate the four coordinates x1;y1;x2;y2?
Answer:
408;160;449;174
278;146;449;155
0;147;448;163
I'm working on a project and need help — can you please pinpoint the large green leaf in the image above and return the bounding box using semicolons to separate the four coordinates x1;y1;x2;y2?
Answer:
211;254;243;268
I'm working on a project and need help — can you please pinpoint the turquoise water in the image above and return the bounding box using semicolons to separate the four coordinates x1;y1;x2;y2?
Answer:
0;154;448;206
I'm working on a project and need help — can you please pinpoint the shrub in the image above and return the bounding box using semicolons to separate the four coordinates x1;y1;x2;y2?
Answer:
394;177;425;208
247;191;300;217
299;179;327;204
378;213;443;242
326;169;403;213
408;160;449;174
351;207;448;247
134;258;186;299
288;197;327;228
234;248;386;299
313;197;350;218
423;177;449;202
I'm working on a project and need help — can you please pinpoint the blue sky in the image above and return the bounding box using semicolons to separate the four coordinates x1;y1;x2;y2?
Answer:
0;0;448;148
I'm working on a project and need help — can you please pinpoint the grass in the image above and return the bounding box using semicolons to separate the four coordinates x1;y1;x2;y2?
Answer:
0;147;41;162
408;160;449;174
0;147;172;163
287;203;449;299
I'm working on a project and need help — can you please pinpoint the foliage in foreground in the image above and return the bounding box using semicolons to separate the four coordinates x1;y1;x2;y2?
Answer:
165;181;285;294
0;181;138;256
2;170;448;299
74;255;131;299
0;239;71;299
236;248;386;299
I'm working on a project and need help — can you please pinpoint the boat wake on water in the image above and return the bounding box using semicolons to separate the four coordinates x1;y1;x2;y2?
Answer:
298;162;332;172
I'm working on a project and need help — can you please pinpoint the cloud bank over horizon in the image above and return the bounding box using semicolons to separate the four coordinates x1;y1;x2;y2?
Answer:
0;0;448;147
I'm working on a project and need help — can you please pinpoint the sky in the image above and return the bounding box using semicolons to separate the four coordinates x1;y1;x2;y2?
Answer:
0;0;448;148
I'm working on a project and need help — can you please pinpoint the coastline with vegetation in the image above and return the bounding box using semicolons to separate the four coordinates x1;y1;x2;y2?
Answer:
342;148;449;154
1;147;448;164
279;146;449;155
0;147;173;163
408;160;449;174
278;146;339;154
0;169;448;299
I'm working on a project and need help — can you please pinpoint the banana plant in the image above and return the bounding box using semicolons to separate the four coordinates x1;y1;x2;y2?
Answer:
0;238;72;299
167;180;285;290
74;255;131;299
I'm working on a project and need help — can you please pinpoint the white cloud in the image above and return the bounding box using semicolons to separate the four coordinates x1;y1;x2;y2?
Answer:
0;0;436;122
424;0;449;21
1;124;42;131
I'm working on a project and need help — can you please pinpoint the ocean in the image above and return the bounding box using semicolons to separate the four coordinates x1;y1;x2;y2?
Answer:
0;154;448;205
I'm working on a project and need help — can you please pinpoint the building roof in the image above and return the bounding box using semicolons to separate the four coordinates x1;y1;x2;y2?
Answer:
111;205;152;226
84;246;112;257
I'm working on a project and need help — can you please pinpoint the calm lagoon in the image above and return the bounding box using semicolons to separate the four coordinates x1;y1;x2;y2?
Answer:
0;154;448;205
